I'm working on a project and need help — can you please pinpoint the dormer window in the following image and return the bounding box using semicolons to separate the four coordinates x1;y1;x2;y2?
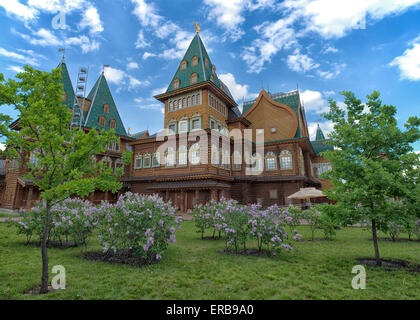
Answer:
192;56;198;66
180;60;187;70
205;58;209;68
190;73;198;85
104;104;110;114
212;65;216;74
173;78;180;90
62;93;67;102
99;116;106;127
110;119;116;129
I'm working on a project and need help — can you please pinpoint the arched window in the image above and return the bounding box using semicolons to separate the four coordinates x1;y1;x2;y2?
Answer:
189;143;201;165
134;154;142;169
173;78;180;90
253;153;264;173
212;65;216;74
180;60;187;70
192;56;198;66
104;104;110;114
232;150;242;171
222;149;230;169
165;147;176;167
182;97;186;108
192;95;195;105
196;93;200;104
205;58;209;68
279;150;293;170
178;145;188;166
265;152;277;170
109;119;116;129
114;158;124;173
190;73;198;85
143;153;151;168
152;152;161;167
187;96;191;107
99;116;106;127
102;156;112;168
211;144;219;166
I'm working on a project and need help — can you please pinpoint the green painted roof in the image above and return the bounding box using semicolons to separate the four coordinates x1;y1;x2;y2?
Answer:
130;130;148;138
58;61;75;109
242;91;303;138
315;124;326;140
84;73;128;136
165;33;234;101
311;140;334;155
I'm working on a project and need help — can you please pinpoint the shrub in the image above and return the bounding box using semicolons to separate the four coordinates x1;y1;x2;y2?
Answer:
302;207;322;241
97;192;182;263
193;199;301;256
388;221;403;242
16;198;98;247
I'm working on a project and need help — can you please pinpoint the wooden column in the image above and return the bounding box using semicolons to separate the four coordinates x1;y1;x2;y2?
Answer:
195;189;200;205
180;191;185;213
26;187;33;210
303;151;312;178
165;190;169;202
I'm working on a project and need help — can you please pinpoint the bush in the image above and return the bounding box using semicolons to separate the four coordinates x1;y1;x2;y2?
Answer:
97;192;182;263
16;198;98;247
315;204;339;240
193;199;301;256
301;207;322;241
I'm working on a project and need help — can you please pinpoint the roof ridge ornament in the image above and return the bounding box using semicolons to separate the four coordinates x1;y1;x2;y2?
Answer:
195;22;200;34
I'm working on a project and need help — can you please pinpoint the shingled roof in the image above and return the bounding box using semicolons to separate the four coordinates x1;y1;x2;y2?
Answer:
165;33;234;102
84;73;128;137
311;125;334;155
58;60;75;110
242;90;305;138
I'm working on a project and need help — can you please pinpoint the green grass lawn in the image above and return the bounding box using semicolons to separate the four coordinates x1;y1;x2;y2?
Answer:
0;221;419;300
0;213;19;218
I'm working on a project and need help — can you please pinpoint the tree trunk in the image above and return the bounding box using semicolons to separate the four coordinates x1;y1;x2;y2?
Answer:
39;201;51;294
371;219;381;266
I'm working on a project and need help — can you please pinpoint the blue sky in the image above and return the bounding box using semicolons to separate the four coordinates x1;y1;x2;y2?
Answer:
0;0;419;152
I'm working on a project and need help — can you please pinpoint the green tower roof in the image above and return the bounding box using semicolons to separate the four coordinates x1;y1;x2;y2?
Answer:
315;124;326;140
84;73;128;137
58;60;75;110
165;33;234;101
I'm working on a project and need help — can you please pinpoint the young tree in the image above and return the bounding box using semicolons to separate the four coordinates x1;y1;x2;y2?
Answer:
0;66;131;293
322;91;420;266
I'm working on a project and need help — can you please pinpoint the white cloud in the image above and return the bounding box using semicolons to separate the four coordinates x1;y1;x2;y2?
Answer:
218;73;257;101
0;0;38;21
390;37;420;81
13;28;100;53
308;121;334;140
27;0;87;14
137;103;164;114
323;46;339;53
287;49;320;73
79;5;103;34
127;62;139;70
128;75;150;90
0;47;40;66
142;52;156;59
130;0;162;28
242;0;420;72
300;89;330;114
104;67;125;84
135;30;150;48
0;143;5;151
317;63;346;79
7;65;24;73
152;87;167;96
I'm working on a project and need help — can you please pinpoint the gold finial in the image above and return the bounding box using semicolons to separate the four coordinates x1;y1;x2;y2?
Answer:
128;127;131;134
195;22;200;34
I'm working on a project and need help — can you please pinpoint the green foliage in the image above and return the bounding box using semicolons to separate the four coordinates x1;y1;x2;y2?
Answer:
321;90;420;260
96;192;182;263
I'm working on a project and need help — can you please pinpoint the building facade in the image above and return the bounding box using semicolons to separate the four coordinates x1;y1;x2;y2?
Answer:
0;31;333;211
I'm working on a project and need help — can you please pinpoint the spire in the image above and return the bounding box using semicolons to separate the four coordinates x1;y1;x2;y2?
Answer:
84;73;128;136
163;32;235;103
57;56;75;110
315;124;326;140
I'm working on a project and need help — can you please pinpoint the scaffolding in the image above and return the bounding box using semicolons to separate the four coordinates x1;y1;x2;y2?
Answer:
70;67;89;130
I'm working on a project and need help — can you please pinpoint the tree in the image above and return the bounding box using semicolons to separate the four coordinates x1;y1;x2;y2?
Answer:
322;91;420;266
0;66;131;293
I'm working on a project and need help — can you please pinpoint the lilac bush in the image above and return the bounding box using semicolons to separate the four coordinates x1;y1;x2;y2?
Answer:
193;198;301;256
97;192;182;263
16;198;98;247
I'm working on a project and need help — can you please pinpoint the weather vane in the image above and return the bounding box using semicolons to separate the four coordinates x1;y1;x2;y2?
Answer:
195;22;200;34
59;48;65;60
